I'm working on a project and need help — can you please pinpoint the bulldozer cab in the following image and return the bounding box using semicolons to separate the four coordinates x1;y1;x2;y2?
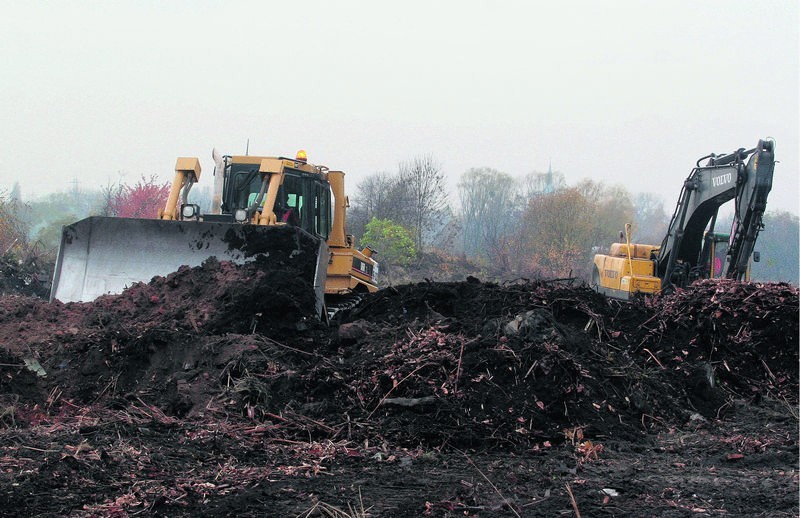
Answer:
276;174;331;238
221;157;331;239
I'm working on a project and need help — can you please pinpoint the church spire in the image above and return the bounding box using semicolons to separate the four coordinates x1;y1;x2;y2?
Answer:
544;160;554;194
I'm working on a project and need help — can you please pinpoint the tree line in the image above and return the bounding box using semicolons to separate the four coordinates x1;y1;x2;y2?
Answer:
2;176;173;258
1;158;797;290
348;156;798;285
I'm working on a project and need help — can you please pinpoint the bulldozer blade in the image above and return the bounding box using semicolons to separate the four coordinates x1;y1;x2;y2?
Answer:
50;216;329;318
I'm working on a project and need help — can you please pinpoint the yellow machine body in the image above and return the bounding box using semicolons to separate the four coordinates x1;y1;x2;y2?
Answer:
51;151;378;318
592;244;662;300
324;170;378;296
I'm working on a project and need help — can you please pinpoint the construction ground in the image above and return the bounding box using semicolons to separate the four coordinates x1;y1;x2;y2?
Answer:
0;258;797;516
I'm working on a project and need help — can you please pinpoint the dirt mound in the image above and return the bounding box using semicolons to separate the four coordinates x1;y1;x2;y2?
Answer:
330;278;798;447
1;274;796;445
0;230;325;415
638;279;798;401
0;264;797;516
32;276;800;442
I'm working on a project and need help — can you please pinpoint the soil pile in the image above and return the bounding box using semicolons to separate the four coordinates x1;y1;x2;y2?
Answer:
638;279;798;403
0;262;797;516
335;278;797;446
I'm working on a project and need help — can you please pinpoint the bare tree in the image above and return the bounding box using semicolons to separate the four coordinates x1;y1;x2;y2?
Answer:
457;168;494;257
399;154;448;253
520;188;597;278
0;191;28;256
349;171;411;242
457;167;518;269
517;180;639;279
632;192;668;245
355;171;397;218
100;180;124;217
575;179;635;250
519;168;566;200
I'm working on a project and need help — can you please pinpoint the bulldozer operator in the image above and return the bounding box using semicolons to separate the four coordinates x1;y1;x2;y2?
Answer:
246;189;298;226
278;193;300;226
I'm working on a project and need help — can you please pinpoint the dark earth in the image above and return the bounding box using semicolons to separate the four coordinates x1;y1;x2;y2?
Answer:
0;255;797;516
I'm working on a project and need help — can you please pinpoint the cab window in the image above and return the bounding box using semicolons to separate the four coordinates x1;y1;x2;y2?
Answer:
224;163;262;211
280;173;331;238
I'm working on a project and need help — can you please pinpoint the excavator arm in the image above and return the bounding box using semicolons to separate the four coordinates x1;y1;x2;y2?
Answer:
657;139;775;288
724;140;775;279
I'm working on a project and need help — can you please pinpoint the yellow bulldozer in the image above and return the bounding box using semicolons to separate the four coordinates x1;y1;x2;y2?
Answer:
50;150;378;319
592;139;775;299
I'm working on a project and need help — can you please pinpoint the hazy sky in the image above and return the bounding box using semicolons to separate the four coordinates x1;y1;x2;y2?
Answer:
1;1;798;214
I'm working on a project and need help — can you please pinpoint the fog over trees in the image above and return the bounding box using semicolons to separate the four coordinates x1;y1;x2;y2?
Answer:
348;156;798;284
1;156;797;289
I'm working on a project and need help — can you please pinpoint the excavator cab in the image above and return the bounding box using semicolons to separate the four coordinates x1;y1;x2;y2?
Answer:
699;232;729;279
700;231;757;281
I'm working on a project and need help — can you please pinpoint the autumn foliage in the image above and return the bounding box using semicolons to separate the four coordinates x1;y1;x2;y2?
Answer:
106;175;171;218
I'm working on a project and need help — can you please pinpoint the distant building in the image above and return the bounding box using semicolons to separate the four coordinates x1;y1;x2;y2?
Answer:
542;161;555;195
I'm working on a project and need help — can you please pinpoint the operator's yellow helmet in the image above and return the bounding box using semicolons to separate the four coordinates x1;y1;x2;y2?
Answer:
295;150;308;163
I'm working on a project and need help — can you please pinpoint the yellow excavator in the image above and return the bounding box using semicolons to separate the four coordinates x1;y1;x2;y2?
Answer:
592;139;775;299
50;150;378;319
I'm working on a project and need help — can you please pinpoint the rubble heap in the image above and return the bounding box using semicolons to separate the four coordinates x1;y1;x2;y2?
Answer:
0;261;796;516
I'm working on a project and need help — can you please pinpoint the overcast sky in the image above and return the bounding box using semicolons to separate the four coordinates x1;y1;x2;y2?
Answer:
1;1;797;215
